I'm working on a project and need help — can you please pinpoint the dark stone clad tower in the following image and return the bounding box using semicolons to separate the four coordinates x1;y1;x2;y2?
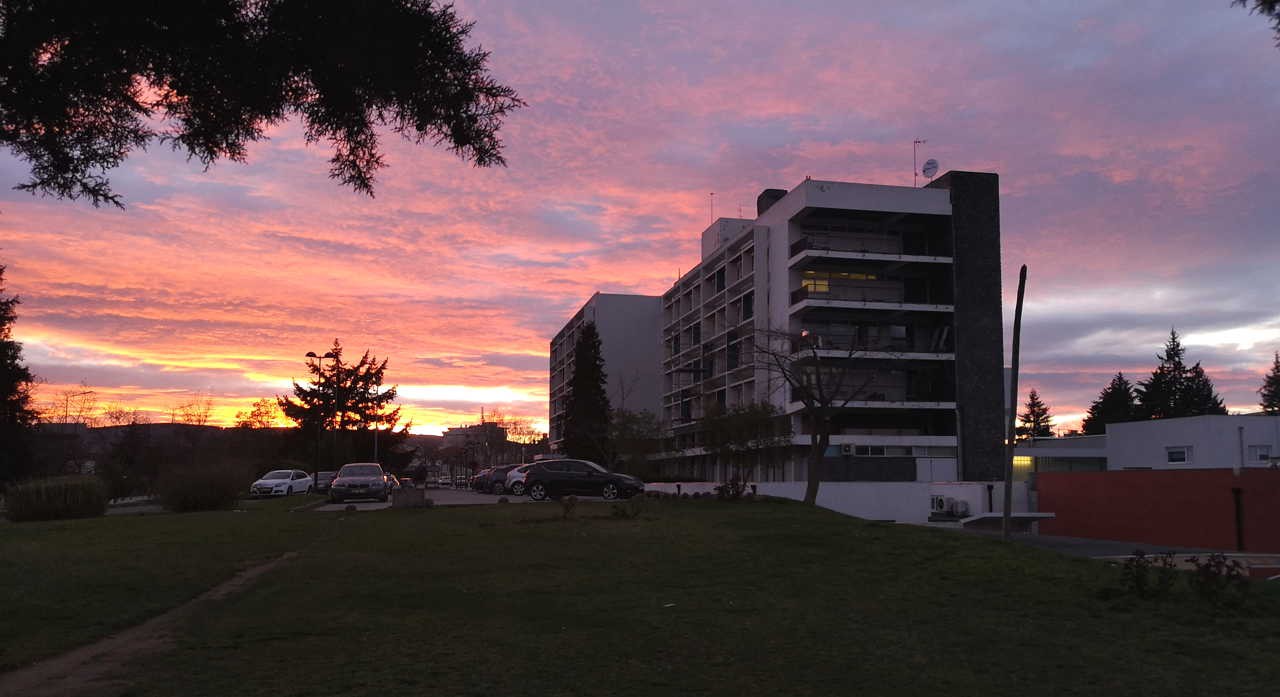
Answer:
928;171;1004;480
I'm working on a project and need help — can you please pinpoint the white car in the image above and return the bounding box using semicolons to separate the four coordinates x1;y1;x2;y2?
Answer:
250;469;314;497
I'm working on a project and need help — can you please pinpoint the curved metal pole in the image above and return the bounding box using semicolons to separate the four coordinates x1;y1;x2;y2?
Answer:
1003;264;1028;541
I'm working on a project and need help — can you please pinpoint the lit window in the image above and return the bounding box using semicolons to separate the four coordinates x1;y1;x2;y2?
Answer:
1166;447;1191;465
1013;456;1033;469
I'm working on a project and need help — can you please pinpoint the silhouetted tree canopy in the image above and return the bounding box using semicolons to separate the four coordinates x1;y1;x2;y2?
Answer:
1135;329;1227;419
0;264;39;483
1259;352;1280;414
0;0;523;207
1016;388;1053;439
1081;372;1137;435
1236;1;1280;44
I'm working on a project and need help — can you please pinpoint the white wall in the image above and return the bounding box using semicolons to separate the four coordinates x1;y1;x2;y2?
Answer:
647;480;1029;524
1106;414;1280;470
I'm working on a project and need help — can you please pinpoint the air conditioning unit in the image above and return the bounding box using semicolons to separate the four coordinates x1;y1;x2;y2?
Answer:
840;444;853;455
930;495;946;513
946;498;969;517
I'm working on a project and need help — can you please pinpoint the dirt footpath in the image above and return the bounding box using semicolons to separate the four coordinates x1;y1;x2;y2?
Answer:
0;552;297;697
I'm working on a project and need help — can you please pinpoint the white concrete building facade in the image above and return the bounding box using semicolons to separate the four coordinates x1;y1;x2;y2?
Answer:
657;172;1005;482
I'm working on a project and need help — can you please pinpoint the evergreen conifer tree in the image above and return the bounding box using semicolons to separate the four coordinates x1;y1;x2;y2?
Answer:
1259;352;1280;415
1;265;40;482
1136;330;1227;418
561;322;613;462
1016;388;1054;438
1136;329;1186;419
1183;362;1227;416
1081;372;1137;435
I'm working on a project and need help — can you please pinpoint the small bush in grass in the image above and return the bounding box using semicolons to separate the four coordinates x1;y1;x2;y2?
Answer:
1187;553;1249;604
560;495;578;520
1118;550;1179;600
157;466;243;512
4;476;108;522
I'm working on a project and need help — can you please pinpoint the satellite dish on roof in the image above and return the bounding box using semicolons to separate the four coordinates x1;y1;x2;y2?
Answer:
922;158;939;180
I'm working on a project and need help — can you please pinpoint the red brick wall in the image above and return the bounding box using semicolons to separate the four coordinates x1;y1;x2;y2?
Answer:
1037;469;1280;553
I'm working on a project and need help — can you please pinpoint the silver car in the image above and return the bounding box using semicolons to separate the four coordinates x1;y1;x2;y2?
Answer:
504;464;535;496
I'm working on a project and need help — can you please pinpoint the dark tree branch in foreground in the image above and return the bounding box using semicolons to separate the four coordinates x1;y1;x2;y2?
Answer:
1236;1;1280;45
0;1;524;207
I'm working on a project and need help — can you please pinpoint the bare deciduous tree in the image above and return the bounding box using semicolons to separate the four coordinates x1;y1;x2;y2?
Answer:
755;328;879;505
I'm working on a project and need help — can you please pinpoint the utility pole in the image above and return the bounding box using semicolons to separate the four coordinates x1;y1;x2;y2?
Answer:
1003;264;1028;541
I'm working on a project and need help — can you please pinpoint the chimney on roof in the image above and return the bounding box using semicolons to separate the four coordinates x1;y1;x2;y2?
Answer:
756;188;786;216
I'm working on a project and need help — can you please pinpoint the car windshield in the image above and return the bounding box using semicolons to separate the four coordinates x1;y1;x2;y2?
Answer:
339;465;382;477
262;470;292;480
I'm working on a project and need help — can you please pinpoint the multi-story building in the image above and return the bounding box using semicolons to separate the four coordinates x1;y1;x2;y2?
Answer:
548;292;663;453
658;172;1005;482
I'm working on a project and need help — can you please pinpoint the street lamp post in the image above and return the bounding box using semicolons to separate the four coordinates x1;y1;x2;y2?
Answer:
305;351;337;484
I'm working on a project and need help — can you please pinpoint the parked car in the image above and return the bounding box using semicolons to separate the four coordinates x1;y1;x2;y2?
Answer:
328;462;391;503
483;464;523;494
250;469;314;497
518;460;644;501
313;471;337;492
505;464;534;496
469;467;493;491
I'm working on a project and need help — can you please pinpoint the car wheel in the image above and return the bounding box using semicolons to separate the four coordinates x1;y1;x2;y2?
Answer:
510;482;526;496
529;482;548;501
602;483;619;500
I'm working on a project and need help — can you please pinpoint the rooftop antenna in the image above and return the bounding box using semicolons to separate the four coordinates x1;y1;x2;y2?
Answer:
922;158;939;183
913;139;926;187
709;192;715;222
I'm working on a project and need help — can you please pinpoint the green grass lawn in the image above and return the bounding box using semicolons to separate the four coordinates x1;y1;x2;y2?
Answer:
4;498;1279;696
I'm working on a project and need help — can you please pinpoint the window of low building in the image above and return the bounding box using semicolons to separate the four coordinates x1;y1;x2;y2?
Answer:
1165;446;1192;465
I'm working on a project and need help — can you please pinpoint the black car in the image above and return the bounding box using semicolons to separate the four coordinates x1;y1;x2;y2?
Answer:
521;460;643;501
328;462;391;503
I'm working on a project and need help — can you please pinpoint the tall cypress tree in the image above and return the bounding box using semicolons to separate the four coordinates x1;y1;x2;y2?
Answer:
1082;372;1137;435
1260;352;1280;415
1016;388;1054;438
1;265;40;483
561;322;612;462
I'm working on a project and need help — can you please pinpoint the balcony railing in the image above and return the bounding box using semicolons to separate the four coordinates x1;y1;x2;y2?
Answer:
791;284;903;305
790;234;952;258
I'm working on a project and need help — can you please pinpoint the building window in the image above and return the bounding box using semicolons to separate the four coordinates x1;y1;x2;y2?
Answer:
1166;446;1192;465
742;291;754;320
715;267;726;292
1248;444;1271;462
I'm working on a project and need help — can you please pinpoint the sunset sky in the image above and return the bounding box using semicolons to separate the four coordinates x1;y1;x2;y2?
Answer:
2;1;1279;435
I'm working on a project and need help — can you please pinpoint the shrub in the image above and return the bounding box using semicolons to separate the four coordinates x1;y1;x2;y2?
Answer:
560;495;578;520
1186;553;1249;604
157;466;243;512
4;476;108;522
1118;550;1178;600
